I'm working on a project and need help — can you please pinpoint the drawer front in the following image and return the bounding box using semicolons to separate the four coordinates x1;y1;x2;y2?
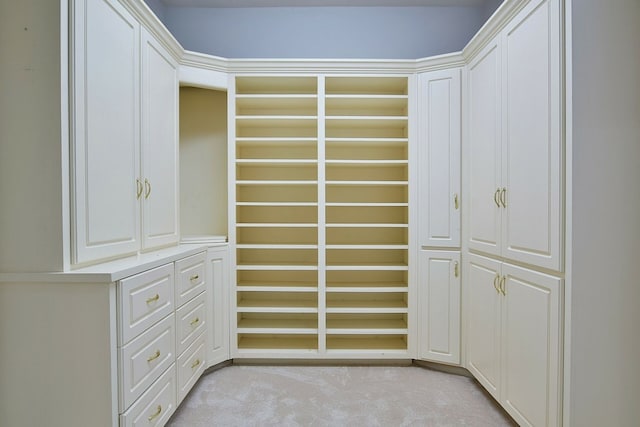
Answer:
175;252;206;308
120;314;175;410
120;363;177;427
177;332;207;404
176;292;207;356
119;263;174;345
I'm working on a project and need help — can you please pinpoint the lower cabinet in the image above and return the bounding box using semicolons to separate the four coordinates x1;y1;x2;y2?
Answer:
466;252;561;427
418;250;461;365
206;245;230;366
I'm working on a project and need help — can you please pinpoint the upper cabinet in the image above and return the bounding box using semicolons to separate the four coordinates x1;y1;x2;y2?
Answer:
418;69;461;249
72;0;179;266
465;0;562;272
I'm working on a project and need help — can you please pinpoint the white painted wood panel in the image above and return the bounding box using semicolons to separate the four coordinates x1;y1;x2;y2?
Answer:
418;69;461;248
418;250;460;364
72;0;140;264
207;246;230;366
141;28;180;250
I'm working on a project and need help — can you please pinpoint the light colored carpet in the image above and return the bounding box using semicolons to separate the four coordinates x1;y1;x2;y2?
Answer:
167;365;517;426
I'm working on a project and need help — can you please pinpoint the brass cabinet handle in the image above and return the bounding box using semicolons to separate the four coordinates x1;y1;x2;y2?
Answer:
147;350;161;362
136;179;143;199
494;188;501;207
191;358;201;369
454;193;459;210
144;179;151;199
190;317;200;326
189;274;199;282
148;405;162;421
454;261;459;278
500;187;507;208
493;274;500;294
146;294;160;304
500;276;506;296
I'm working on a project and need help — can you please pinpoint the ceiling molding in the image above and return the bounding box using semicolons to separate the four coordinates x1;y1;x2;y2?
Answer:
161;0;485;8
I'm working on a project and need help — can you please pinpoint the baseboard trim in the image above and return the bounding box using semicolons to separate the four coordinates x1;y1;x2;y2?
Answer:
412;359;473;378
231;358;413;367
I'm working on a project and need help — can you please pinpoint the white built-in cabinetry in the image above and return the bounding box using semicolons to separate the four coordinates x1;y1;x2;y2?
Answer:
72;0;179;266
231;75;411;357
463;0;563;425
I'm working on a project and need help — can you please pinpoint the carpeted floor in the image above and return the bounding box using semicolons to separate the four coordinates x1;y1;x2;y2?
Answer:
167;364;516;426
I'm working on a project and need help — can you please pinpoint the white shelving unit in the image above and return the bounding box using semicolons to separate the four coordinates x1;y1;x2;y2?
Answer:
231;75;410;356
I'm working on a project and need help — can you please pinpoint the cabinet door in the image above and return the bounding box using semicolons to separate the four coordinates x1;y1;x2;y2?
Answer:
206;246;230;366
501;262;561;427
72;0;140;264
418;250;460;364
465;253;502;400
418;69;461;248
501;0;562;271
466;39;502;258
141;28;179;249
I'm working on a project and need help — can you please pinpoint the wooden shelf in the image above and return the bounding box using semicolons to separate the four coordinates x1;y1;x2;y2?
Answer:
237;335;319;350
326;335;408;351
236;76;317;95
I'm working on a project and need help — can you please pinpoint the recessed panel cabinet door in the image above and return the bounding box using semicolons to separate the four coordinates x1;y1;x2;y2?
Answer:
72;0;140;264
501;0;562;271
141;28;179;249
418;69;461;248
466;39;502;258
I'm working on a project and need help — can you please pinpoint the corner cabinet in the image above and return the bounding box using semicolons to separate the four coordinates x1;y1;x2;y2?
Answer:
72;0;179;266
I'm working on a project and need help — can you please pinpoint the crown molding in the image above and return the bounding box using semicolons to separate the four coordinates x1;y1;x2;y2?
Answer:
225;58;418;74
415;52;465;73
122;0;184;60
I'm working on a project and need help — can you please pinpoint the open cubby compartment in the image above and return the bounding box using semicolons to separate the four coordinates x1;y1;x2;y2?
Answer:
237;291;318;310
326;292;408;310
236;248;318;267
326;139;407;161
237;162;318;181
236;139;317;160
326;205;408;224
326;335;408;351
326;313;408;331
237;205;318;223
325;163;407;181
326;227;407;245
326;184;407;204
325;96;407;117
237;270;318;289
326;249;407;267
325;76;408;95
236;117;317;138
236;76;318;95
326;270;408;290
325;117;407;139
237;313;318;332
237;334;319;351
237;183;317;203
237;226;318;245
236;95;317;116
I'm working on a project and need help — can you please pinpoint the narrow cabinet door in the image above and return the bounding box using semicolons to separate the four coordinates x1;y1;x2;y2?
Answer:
140;28;179;249
465;39;502;258
501;263;561;427
418;69;461;248
418;250;461;364
72;0;140;264
500;0;562;271
207;246;230;366
465;252;502;401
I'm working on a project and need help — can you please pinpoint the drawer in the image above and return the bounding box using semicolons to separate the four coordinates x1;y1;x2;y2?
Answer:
120;314;175;410
175;252;206;308
120;363;176;427
177;332;207;404
119;263;174;345
176;291;207;356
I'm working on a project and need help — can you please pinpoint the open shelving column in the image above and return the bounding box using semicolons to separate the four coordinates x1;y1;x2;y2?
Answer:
234;76;320;353
324;76;409;354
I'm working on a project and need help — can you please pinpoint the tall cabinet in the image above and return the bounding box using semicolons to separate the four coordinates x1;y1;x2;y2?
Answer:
464;0;563;425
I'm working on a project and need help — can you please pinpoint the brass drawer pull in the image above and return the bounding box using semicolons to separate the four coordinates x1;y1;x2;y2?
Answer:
190;317;200;326
189;274;199;282
500;276;507;296
454;261;459;278
500;187;507;208
136;179;143;199
191;358;201;369
144;179;151;199
493;274;500;294
146;294;160;304
494;188;501;207
147;350;161;362
454;193;459;210
148;405;162;421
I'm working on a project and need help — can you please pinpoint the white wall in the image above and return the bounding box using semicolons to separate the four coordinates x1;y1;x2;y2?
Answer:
162;6;486;59
569;0;640;425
